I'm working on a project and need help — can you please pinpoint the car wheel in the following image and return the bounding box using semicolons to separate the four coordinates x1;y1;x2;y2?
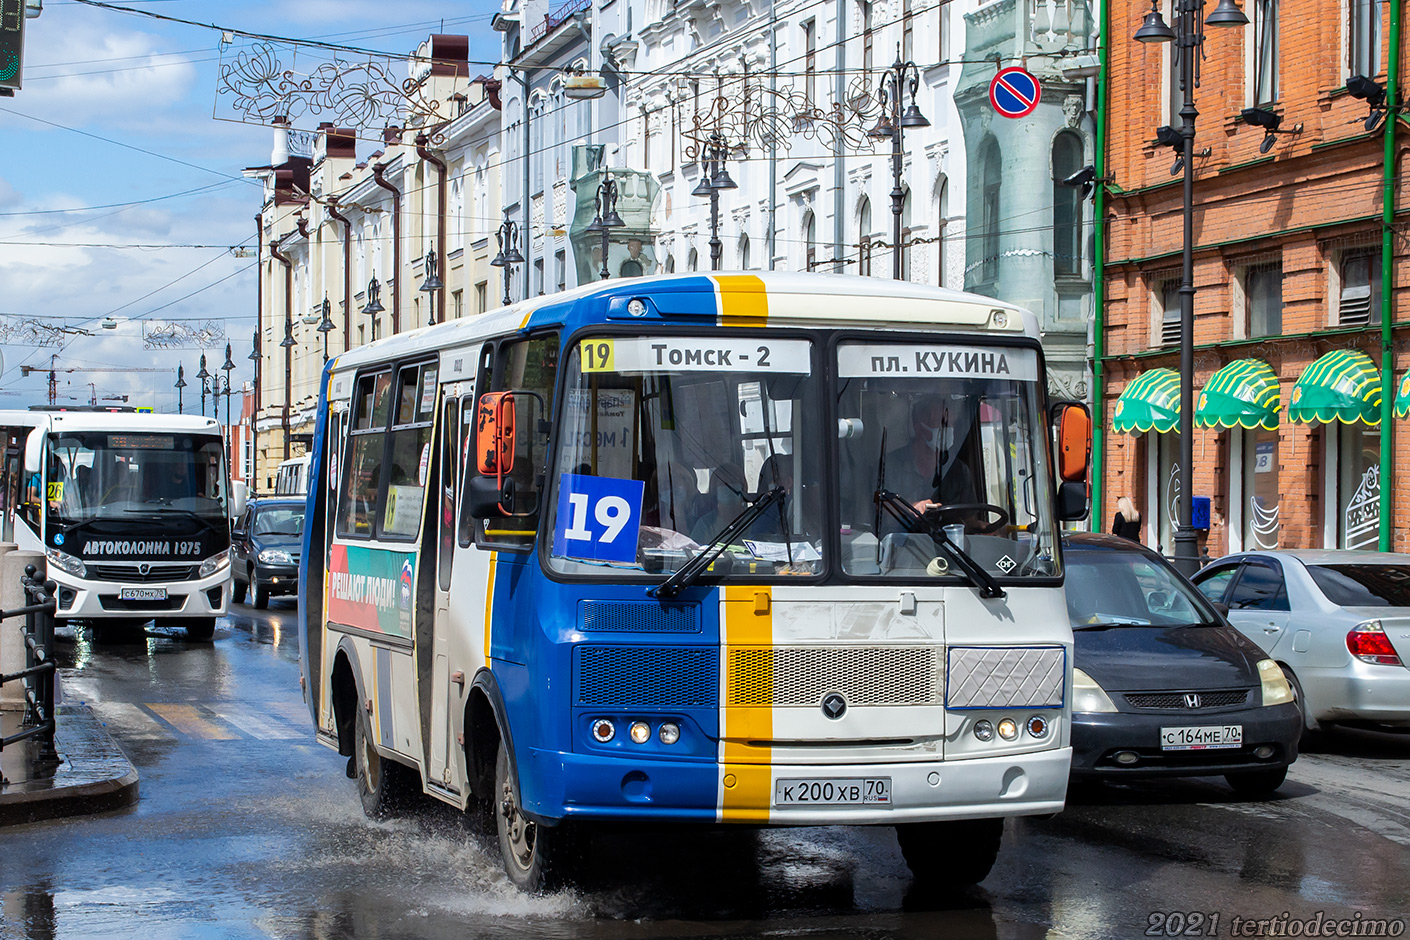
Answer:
231;578;247;604
253;579;270;610
353;702;417;820
495;739;577;891
896;818;1004;885
183;617;216;641
89;618;148;644
1281;665;1325;747
1225;766;1287;799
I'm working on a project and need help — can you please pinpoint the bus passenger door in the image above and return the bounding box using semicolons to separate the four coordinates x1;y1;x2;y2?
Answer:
428;393;461;787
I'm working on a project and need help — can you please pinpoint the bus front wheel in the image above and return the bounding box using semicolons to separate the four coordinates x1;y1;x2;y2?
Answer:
896;818;1003;885
353;703;415;820
495;741;576;892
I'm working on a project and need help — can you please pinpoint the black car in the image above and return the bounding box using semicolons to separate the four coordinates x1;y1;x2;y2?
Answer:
1063;533;1302;797
231;498;304;609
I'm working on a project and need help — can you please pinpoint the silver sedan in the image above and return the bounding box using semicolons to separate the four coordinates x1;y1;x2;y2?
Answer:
1191;550;1410;734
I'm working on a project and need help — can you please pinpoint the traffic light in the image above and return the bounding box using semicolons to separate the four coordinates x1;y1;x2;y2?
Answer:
0;0;24;94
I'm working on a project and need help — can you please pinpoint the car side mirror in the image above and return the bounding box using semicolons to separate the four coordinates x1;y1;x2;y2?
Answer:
1212;601;1230;619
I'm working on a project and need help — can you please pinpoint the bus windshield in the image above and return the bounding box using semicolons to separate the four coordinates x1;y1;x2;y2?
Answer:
46;432;228;527
835;341;1060;579
547;335;824;578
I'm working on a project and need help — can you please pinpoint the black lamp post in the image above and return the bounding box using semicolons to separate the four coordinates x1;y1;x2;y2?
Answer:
691;134;738;271
584;174;625;280
196;353;211;418
868;47;930;281
362;275;385;341
419;246;444;326
317;294;336;362
490;213;524;306
221;342;236;449
1134;0;1247;575
174;364;187;415
249;329;261;491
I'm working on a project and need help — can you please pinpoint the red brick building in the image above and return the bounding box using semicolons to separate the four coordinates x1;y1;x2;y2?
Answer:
1096;0;1408;556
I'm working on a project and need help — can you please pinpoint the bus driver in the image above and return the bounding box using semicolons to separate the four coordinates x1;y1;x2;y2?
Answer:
887;393;977;516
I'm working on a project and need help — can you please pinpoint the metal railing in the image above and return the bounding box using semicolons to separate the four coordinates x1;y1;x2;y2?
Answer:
0;565;59;778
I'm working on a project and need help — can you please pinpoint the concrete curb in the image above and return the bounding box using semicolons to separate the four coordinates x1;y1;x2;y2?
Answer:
0;704;139;826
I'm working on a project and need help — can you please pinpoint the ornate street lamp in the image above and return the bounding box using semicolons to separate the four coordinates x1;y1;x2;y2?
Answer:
419;246;444;326
174;363;187;415
317;294;336;362
249;329;261;492
1134;0;1247;575
196;353;211;418
362;275;385;342
584;173;625;280
221;342;237;448
691;134;737;272
868;47;929;281
490;213;524;306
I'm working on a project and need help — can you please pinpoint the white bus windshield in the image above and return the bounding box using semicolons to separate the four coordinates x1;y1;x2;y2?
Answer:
835;342;1060;579
46;432;228;526
547;335;824;577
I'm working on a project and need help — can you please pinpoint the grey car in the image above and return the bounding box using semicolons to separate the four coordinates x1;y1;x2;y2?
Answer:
1191;550;1410;734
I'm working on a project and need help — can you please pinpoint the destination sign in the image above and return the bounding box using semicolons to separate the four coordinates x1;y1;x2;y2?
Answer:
579;337;812;375
837;344;1038;381
107;434;175;450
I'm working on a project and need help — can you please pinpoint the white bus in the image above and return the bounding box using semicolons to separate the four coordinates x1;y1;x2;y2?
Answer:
273;454;311;497
298;274;1091;890
0;408;244;640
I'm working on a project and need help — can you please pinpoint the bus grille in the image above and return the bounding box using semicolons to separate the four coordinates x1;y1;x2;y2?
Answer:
91;563;199;583
726;646;941;707
578;600;700;633
946;646;1065;709
576;646;715;709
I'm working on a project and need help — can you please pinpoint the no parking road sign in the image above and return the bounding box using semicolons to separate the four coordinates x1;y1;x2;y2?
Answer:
989;67;1041;119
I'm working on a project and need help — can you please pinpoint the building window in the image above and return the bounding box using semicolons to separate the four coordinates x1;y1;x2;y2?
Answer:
803;210;817;271
1349;0;1382;78
1052;131;1084;277
475;281;487;315
858;196;872;276
1153;430;1182;557
665;254;675;273
900;190;913;281
534;258;545;295
862;0;874;77
1251;0;1279;106
556;249;567;292
1333;424;1380;549
1240;428;1280;549
980;139;1002;285
1246;262;1283;337
739;232;751;270
1338;249;1381;326
452;289;464;320
902;0;914;62
687;246;699;271
802;20;817;106
1159;280;1181;346
936;176;948;287
939;0;952;61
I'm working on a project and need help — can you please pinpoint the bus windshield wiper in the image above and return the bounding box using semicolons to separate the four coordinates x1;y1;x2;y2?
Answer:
649;486;786;600
873;488;1006;600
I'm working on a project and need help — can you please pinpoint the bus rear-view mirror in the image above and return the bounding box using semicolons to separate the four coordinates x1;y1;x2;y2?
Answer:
1053;401;1091;482
23;427;43;476
467;474;515;518
476;391;517;478
230;481;248;520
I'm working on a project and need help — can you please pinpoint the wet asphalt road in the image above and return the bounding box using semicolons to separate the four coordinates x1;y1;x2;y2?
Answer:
3;604;1410;939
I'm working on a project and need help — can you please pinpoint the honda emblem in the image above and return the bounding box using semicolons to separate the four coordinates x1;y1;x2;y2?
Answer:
1183;693;1201;709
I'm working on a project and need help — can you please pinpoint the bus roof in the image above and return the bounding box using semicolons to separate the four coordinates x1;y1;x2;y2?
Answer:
328;272;1038;376
0;410;223;435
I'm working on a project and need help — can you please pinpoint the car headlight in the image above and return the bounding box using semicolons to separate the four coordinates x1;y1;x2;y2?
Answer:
45;547;87;579
1072;667;1118;713
198;551;231;578
1257;659;1294;706
258;548;294;566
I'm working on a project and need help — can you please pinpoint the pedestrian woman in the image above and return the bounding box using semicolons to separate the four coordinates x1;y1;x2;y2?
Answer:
1112;495;1142;542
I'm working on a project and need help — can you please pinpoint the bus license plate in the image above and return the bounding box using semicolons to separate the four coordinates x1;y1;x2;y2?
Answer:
775;777;892;806
119;587;167;601
1160;725;1242;750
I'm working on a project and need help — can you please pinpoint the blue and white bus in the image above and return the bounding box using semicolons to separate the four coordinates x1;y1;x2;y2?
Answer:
298;273;1091;890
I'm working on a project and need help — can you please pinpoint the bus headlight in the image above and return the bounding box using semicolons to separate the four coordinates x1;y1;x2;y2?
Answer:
257;548;294;566
199;551;232;578
1257;659;1294;706
1072;668;1118;714
45;547;86;579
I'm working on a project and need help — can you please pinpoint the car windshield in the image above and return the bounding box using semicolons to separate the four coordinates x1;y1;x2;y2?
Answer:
1064;545;1218;629
1307;564;1410;608
835;341;1059;579
46;431;227;526
253;507;304;537
547;335;823;578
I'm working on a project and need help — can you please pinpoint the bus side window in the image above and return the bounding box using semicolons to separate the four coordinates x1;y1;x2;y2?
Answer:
379;362;437;540
438;395;458;589
468;333;559;551
336;371;392;538
457;391;479;548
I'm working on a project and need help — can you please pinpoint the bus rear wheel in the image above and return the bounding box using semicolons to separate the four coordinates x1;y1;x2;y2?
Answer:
896;818;1004;886
495;740;576;892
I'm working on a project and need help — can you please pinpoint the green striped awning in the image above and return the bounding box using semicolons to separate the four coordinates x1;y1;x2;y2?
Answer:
1287;350;1382;425
1195;359;1280;430
1395;369;1410;420
1113;368;1180;434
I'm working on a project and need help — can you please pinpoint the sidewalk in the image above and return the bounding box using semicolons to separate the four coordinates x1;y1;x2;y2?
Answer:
0;704;139;826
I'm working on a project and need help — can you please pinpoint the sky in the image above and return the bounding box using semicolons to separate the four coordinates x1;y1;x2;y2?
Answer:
0;0;502;413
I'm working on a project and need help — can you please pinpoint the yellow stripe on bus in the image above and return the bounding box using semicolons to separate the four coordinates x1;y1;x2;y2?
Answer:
720;585;773;823
713;275;769;328
483;551;498;667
